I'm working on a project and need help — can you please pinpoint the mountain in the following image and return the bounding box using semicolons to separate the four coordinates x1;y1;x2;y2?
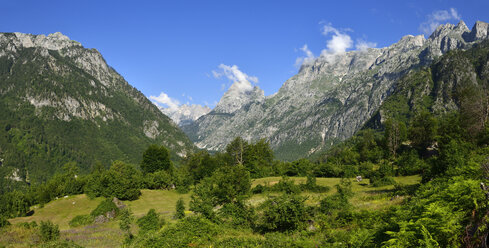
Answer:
0;32;195;183
183;20;489;160
157;104;211;126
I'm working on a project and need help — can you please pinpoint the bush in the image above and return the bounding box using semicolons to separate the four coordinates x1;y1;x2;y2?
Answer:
69;214;94;227
17;221;37;229
272;176;300;194
371;176;396;187
145;170;173;190
174;198;185;219
251;184;266;194
218;200;256;228
0;215;10;228
100;161;142;201
258;194;308;232
39;220;60;242
130;216;220;247
300;174;330;193
91;198;119;217
136;209;164;234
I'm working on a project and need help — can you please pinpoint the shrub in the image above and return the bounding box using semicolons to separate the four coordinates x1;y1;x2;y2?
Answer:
39;220;60;242
251;184;265;194
145;170;172;190
174;198;185;219
130;216;220;247
69;214;94;227
100;161;142;201
301;174;330;193
218;200;256;228
119;208;134;233
91;198;119;217
371;176;396;187
258;194;308;232
272;176;300;194
0;215;10;228
136;209;164;234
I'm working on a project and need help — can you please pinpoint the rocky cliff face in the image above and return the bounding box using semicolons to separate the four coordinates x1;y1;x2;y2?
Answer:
184;21;489;160
0;32;195;181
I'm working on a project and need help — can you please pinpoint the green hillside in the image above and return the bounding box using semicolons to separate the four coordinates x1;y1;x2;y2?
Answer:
0;33;195;185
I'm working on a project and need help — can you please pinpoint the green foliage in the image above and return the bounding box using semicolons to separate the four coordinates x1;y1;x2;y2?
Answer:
174;198;185;220
225;137;275;178
137;209;164;234
409;111;438;152
119;208;134;233
140;145;171;174
68;214;94;227
258;194;308;233
90;198;119;217
100;161;142;200
384;118;407;158
39;220;60;242
0;215;10;228
320;179;354;213
130;216;220;248
184;150;219;183
144;170;173;190
396;150;426;176
0;44;195;184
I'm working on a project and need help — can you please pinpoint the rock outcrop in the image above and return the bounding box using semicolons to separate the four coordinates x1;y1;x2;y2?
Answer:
184;21;489;160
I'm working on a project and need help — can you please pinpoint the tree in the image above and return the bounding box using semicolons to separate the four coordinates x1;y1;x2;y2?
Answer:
384;118;407;158
140;145;171;174
409;111;437;153
225;137;249;165
174;198;185;219
101;161;142;200
458;84;489;139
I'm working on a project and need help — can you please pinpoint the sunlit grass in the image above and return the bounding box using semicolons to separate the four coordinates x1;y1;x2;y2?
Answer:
4;176;420;247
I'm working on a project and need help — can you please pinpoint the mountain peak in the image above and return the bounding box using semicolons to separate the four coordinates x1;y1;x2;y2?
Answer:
467;21;489;41
5;31;81;51
213;82;264;114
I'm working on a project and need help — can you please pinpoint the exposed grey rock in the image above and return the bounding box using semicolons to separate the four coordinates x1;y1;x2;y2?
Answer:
184;20;489;160
158;104;211;126
0;31;195;158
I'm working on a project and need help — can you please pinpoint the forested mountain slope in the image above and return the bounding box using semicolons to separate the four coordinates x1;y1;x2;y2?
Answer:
0;32;195;184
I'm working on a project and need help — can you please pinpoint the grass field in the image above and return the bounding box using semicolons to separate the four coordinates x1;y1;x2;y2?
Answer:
2;175;421;247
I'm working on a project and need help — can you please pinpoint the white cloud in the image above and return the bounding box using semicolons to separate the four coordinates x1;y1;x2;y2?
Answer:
295;44;315;67
295;23;376;67
419;8;461;35
320;23;353;59
150;91;211;125
149;92;180;111
212;64;258;93
355;39;377;51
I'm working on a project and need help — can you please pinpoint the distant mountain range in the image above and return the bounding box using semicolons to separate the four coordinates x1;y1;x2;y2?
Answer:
183;20;489;160
0;32;195;183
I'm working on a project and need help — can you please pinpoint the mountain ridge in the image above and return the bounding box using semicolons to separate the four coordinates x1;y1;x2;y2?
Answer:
183;20;489;160
0;32;195;183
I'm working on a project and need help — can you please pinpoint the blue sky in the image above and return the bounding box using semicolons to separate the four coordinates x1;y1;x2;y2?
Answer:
1;0;488;109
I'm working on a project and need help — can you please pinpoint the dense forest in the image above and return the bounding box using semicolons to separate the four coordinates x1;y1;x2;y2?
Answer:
2;32;489;248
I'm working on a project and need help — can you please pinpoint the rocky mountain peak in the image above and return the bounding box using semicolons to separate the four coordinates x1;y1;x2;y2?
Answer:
8;32;81;51
467;21;489;41
213;82;265;114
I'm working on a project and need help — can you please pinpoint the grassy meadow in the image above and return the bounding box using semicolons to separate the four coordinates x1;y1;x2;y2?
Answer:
1;176;420;247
